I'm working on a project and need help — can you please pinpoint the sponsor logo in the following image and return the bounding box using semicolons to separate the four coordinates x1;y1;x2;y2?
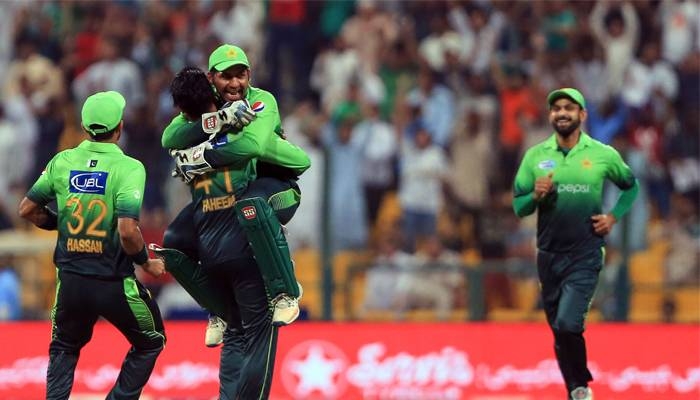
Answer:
251;101;265;113
241;206;257;220
558;183;591;194
281;340;349;399
538;160;555;170
69;171;108;194
212;135;229;149
203;115;217;131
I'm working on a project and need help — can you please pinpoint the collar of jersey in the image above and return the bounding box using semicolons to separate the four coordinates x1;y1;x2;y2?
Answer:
78;140;124;154
543;131;593;151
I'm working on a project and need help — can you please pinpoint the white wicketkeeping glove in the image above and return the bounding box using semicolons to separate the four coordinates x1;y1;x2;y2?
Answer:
201;100;257;139
169;141;214;183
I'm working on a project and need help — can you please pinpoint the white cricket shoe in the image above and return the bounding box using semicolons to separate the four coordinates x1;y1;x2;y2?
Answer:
272;283;303;327
570;386;593;400
204;315;227;347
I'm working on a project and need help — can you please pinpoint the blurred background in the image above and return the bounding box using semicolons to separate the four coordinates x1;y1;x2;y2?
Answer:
0;0;698;327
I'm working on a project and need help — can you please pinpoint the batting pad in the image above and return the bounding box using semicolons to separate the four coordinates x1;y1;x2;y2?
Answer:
234;197;300;298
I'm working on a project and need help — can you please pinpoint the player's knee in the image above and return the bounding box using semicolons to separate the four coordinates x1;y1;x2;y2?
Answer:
134;334;166;353
552;317;584;334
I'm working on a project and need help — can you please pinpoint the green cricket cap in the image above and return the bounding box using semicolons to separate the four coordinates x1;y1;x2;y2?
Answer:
81;91;126;136
547;87;586;109
209;44;250;71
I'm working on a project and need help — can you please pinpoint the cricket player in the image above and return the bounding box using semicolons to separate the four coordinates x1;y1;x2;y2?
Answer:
18;91;167;400
162;44;309;346
162;64;308;399
513;88;639;400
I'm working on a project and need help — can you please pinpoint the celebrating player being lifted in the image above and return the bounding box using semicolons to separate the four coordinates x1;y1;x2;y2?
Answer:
160;44;309;344
156;47;310;398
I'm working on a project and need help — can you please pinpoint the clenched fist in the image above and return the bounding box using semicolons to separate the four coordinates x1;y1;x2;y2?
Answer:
533;172;555;201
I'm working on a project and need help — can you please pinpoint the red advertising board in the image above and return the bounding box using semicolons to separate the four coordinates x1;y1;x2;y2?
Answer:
0;322;698;399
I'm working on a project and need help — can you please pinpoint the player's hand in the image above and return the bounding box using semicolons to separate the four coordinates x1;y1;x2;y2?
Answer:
592;213;617;236
533;172;554;201
170;141;214;183
201;99;257;138
141;258;167;278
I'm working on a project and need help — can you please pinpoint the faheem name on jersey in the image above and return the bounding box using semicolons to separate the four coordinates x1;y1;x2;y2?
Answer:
69;171;108;194
202;195;236;213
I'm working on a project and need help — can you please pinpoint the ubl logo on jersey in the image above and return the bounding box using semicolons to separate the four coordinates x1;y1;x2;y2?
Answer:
69;171;108;194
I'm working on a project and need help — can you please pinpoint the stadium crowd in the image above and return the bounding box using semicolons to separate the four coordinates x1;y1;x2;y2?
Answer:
0;0;697;322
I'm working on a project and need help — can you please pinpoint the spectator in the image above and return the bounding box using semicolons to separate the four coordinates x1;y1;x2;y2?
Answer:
660;0;700;66
72;36;145;125
354;99;397;228
448;3;505;75
405;67;455;148
664;193;700;286
571;34;609;107
309;36;360;116
398;120;449;252
447;102;494;249
394;235;464;320
621;40;678;114
284;99;325;251
589;0;640;96
0;257;20;320
322;110;369;252
361;230;414;315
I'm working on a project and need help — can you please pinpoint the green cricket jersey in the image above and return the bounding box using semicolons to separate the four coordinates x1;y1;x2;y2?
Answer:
165;115;256;265
513;132;638;252
26;141;146;278
161;85;311;175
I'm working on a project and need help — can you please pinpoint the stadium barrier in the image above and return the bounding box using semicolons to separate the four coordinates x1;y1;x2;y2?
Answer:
0;322;698;399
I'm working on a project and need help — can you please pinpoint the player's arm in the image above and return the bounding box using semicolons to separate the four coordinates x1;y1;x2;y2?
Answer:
605;146;640;221
197;92;278;167
18;197;57;230
116;161;165;277
162;100;257;150
162;113;210;150
206;134;311;174
19;158;58;230
512;149;539;218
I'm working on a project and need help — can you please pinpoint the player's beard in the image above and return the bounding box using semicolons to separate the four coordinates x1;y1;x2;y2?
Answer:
552;117;580;138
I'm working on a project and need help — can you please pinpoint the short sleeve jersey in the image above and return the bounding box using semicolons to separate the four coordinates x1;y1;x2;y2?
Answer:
513;133;636;252
27;141;146;278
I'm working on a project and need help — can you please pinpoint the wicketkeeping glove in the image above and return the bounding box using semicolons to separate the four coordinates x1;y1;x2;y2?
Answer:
201;100;257;139
170;141;214;183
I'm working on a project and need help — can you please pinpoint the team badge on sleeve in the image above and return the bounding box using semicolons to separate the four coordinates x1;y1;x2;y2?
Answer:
251;101;265;113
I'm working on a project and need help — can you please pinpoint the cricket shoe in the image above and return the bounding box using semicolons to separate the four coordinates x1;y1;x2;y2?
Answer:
272;282;303;327
205;315;227;347
570;386;593;400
